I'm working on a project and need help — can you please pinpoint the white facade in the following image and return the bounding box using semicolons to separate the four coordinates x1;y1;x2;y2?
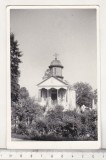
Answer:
37;76;76;110
37;56;76;110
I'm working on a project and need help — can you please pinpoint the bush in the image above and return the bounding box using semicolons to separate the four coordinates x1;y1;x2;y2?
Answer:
12;103;98;141
16;121;27;135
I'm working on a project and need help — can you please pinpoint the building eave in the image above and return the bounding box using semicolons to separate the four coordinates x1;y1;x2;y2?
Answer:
37;76;68;86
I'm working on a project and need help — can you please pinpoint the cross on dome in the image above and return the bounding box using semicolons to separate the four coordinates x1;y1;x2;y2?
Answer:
50;53;63;67
53;53;59;60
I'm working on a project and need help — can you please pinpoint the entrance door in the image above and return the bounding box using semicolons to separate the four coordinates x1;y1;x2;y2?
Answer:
51;89;57;105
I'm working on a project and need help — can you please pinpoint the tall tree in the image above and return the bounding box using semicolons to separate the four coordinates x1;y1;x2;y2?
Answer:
73;82;94;108
11;33;22;103
42;68;51;80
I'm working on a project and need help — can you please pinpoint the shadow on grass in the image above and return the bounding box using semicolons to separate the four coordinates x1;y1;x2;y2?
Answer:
12;133;97;141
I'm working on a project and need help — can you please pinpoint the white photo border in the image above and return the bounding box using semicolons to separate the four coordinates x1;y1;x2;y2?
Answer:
7;5;101;149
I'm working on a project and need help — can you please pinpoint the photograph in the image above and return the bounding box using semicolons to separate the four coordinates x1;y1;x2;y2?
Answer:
7;6;100;149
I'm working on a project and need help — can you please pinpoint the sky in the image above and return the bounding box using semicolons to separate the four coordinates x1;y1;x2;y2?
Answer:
10;8;97;97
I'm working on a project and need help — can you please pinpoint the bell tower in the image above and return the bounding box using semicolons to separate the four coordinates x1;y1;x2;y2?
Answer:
49;54;64;79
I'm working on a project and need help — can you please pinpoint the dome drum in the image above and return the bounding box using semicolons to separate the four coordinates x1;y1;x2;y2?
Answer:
48;56;64;79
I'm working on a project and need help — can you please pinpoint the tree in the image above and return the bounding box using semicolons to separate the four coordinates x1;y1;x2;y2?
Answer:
42;68;51;80
73;82;94;108
18;87;45;127
19;87;29;100
94;89;97;104
11;33;22;103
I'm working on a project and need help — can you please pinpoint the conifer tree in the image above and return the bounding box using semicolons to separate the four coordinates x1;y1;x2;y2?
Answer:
10;33;22;104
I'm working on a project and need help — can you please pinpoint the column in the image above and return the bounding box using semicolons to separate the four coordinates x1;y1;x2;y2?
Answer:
67;89;70;106
70;90;76;110
47;89;49;106
57;89;58;105
38;89;41;101
65;89;68;110
66;89;68;103
41;89;43;104
65;90;67;104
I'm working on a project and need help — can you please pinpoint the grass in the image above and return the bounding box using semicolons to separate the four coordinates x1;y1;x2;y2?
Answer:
12;133;97;141
12;133;31;141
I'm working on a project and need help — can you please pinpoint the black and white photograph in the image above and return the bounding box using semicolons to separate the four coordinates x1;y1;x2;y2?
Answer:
7;6;100;149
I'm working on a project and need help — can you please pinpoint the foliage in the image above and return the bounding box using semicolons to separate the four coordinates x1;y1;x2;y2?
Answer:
10;35;97;141
12;86;45;134
19;87;29;99
94;89;97;104
12;101;98;141
42;68;51;80
73;82;95;108
11;33;22;103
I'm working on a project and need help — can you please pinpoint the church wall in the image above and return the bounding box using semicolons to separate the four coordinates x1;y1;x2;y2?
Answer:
68;89;76;110
58;88;67;107
37;57;77;110
38;87;76;111
56;68;62;77
50;67;62;77
38;89;47;106
37;76;77;110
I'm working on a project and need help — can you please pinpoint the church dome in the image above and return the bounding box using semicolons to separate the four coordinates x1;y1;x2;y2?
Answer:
49;55;64;79
49;58;63;68
51;59;61;66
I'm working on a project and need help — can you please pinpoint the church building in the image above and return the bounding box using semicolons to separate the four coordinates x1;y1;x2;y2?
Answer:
37;54;76;110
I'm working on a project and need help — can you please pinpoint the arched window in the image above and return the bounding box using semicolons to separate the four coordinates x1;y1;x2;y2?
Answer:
41;88;47;99
58;88;66;100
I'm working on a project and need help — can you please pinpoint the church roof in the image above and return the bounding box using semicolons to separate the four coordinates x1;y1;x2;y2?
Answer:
51;58;61;66
37;76;68;86
49;58;63;68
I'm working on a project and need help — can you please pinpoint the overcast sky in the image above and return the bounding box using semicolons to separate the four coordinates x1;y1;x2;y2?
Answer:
10;8;97;97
